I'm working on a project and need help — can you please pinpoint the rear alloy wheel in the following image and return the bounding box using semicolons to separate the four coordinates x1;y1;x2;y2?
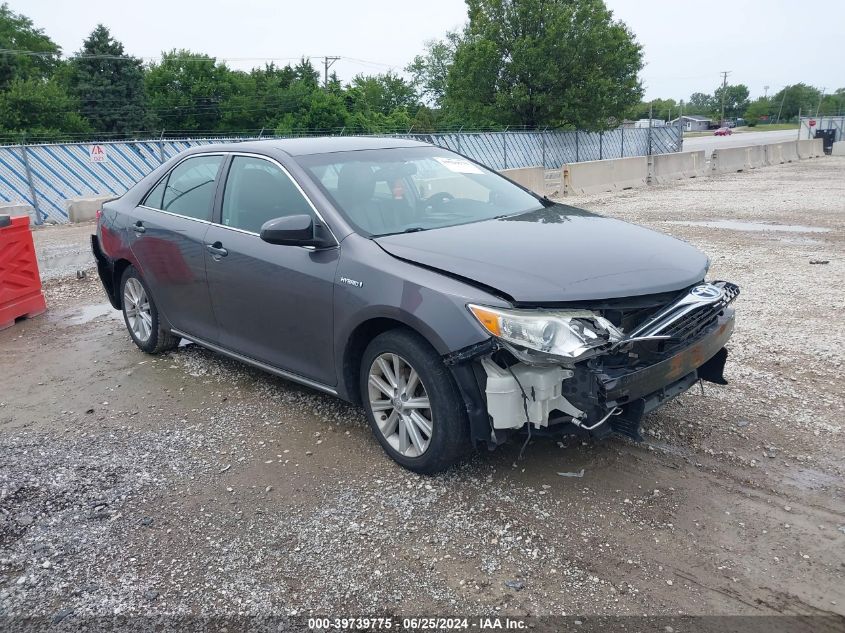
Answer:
123;277;152;343
360;329;470;474
119;266;178;354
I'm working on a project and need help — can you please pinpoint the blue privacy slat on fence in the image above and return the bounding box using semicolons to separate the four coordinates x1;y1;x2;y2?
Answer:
0;126;682;224
0;148;34;207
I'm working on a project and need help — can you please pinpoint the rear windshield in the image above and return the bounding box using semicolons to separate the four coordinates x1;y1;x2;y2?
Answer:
297;146;545;237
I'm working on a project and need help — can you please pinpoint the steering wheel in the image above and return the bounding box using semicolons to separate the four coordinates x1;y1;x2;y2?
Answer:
420;192;454;214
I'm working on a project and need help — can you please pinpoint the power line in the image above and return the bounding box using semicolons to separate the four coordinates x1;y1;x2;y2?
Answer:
0;48;402;70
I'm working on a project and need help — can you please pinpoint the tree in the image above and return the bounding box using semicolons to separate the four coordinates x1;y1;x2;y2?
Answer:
410;106;438;132
443;0;643;130
218;69;258;132
687;92;715;115
0;3;61;89
347;109;412;133
244;62;298;129
743;97;773;126
406;31;461;108
348;72;417;116
627;98;678;121
770;83;822;121
300;90;349;131
145;50;233;132
713;83;749;120
66;25;149;136
819;88;845;116
292;57;320;89
0;77;90;139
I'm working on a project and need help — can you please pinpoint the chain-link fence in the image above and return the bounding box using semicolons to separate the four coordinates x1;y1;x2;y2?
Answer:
406;125;682;171
799;116;844;143
0;125;683;224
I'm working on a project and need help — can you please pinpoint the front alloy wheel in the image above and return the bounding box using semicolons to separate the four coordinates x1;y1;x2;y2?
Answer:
368;353;433;457
360;329;471;474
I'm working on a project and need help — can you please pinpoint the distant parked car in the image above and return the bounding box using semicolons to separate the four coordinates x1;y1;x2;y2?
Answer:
714;127;732;136
92;137;739;473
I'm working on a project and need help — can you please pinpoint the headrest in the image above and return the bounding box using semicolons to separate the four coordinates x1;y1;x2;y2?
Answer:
337;163;376;206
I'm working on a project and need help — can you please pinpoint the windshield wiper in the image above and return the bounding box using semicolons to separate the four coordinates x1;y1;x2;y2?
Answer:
372;226;429;238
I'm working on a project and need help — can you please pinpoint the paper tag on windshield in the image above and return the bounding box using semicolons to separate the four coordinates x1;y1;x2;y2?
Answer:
434;156;483;174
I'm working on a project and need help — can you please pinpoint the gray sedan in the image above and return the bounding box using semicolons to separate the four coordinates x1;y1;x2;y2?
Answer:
93;137;738;473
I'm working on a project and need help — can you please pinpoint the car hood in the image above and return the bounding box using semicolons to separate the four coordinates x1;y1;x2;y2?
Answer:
374;205;709;303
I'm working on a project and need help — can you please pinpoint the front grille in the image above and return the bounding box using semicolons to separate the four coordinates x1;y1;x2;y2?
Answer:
661;303;722;348
627;281;740;349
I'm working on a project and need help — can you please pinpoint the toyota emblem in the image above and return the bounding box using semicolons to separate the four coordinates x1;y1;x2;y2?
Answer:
690;284;723;301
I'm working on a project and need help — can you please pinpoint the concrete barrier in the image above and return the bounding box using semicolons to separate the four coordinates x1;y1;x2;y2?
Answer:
832;141;845;156
712;145;766;173
711;146;745;172
746;145;766;168
797;138;824;159
765;141;800;165
561;156;648;195
765;143;785;165
500;166;545;195
0;202;35;221
649;151;706;184
64;195;114;223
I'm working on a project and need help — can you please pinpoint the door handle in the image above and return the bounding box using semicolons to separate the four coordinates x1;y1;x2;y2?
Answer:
206;242;228;258
133;221;146;234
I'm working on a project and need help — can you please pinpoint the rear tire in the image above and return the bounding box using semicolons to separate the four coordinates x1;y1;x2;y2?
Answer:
360;329;470;474
119;266;178;354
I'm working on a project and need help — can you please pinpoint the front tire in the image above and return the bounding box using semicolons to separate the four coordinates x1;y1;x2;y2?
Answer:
360;329;470;474
119;266;178;354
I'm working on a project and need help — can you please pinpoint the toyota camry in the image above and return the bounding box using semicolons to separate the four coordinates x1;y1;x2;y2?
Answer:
93;137;739;473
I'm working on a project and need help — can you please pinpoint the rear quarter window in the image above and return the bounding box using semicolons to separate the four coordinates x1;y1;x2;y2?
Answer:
143;154;224;221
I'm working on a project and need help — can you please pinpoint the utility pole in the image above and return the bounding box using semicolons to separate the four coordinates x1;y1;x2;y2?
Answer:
322;56;340;89
815;87;825;117
775;89;787;124
763;85;769;99
719;70;731;126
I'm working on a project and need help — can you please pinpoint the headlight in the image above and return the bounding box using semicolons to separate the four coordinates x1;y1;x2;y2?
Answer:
468;304;622;362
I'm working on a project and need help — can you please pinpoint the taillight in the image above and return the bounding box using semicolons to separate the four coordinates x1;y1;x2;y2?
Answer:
96;209;102;221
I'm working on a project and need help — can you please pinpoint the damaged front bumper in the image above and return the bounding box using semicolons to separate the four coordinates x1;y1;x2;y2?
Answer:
446;281;739;448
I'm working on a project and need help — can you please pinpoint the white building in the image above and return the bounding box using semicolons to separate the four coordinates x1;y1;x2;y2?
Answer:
670;115;713;132
631;118;666;128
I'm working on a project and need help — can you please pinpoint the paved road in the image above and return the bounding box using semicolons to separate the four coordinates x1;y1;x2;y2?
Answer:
683;128;799;158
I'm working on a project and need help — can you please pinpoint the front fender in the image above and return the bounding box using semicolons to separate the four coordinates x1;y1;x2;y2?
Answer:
332;235;508;400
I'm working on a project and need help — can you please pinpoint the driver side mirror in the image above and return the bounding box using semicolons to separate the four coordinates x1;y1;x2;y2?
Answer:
259;215;333;248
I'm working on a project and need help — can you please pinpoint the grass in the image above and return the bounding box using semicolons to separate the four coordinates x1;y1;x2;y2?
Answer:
735;123;799;132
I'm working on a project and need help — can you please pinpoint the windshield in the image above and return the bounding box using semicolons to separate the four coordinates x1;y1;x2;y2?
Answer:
298;146;545;237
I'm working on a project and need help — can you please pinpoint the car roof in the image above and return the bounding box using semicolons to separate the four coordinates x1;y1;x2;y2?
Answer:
192;136;432;157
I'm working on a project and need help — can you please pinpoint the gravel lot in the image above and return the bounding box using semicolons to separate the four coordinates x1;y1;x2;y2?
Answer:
1;158;844;629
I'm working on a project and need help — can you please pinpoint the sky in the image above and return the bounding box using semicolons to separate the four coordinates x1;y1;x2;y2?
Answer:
11;0;845;102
